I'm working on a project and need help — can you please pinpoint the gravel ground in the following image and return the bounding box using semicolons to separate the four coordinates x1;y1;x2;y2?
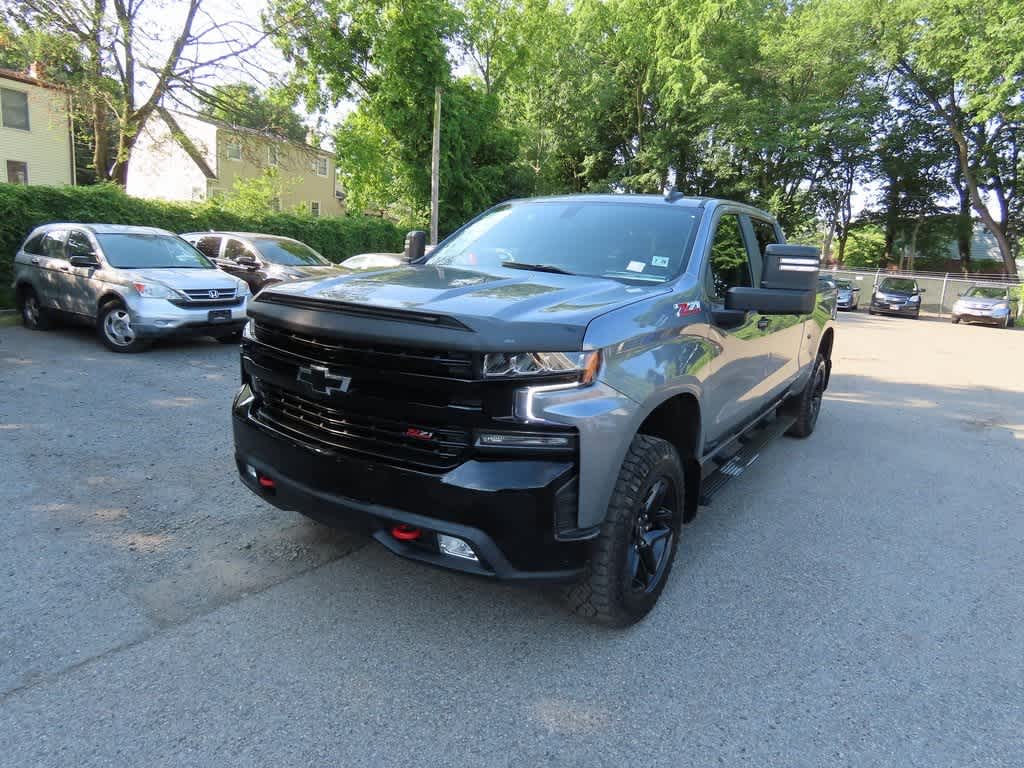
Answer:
1;314;1022;767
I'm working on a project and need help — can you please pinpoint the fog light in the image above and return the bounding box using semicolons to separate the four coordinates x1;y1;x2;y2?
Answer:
245;464;258;480
437;534;478;561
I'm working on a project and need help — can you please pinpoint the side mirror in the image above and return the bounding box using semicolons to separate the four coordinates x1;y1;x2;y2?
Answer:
919;288;926;294
69;253;99;268
724;244;819;315
404;230;427;262
236;254;257;267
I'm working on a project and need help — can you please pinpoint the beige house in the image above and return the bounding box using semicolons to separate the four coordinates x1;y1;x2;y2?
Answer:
127;108;342;217
0;67;75;186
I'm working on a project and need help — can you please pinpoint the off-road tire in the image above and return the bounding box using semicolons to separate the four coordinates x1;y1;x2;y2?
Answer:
786;353;827;438
562;435;684;627
19;288;52;330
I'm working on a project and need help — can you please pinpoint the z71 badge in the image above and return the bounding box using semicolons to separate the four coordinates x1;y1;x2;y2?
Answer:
674;301;702;317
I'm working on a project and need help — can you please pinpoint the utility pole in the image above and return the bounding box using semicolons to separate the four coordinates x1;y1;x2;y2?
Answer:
430;86;442;245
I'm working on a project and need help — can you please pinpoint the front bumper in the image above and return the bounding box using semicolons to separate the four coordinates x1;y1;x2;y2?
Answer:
127;296;249;337
836;296;857;309
954;306;1009;325
232;385;588;581
870;299;919;316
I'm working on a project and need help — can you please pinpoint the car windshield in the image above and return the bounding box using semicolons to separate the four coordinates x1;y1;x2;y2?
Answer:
965;286;1006;299
251;237;330;266
880;278;917;293
96;233;212;269
426;201;701;283
835;280;853;289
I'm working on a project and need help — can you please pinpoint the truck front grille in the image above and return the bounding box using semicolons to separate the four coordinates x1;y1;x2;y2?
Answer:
253;321;475;380
256;381;471;470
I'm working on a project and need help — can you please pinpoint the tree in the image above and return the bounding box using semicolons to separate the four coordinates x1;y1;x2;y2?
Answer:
4;1;271;184
816;0;1023;275
197;83;308;143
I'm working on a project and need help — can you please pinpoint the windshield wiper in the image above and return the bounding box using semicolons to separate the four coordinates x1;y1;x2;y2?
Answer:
502;262;574;275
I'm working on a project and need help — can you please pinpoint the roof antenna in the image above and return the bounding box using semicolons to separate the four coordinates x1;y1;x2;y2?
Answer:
663;185;683;202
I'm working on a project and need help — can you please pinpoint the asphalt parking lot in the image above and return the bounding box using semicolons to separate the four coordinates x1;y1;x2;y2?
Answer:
1;313;1022;767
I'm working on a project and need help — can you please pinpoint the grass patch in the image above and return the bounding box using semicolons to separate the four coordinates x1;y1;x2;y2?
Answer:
0;312;19;327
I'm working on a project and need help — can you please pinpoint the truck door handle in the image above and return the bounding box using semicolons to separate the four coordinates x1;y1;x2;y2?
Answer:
757;317;771;330
60;265;70;272
31;257;41;265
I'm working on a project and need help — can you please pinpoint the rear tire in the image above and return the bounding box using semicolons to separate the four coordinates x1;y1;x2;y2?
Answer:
786;354;827;438
97;301;150;353
562;435;684;627
952;315;960;324
19;288;52;330
1005;314;1013;329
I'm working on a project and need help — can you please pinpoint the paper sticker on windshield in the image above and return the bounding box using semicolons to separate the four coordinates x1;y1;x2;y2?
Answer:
626;261;645;273
675;301;702;317
651;256;670;268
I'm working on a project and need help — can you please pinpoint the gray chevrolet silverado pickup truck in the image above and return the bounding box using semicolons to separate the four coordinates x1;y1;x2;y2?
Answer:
232;193;834;625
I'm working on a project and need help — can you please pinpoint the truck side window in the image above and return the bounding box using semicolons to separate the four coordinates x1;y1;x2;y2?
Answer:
706;214;751;301
751;219;778;257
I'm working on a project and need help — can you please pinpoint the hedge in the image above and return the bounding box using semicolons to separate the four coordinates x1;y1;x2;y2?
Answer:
0;183;408;307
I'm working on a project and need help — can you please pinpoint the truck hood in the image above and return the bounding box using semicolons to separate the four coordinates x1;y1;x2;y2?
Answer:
253;265;668;351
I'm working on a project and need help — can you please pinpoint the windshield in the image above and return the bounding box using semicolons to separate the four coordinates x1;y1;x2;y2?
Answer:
880;278;917;293
835;280;853;289
965;286;1006;299
97;233;212;269
252;237;329;266
426;201;701;283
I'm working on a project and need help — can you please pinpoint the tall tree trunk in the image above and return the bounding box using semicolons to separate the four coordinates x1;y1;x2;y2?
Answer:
821;216;836;264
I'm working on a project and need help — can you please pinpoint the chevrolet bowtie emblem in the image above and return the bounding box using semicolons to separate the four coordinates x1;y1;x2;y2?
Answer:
297;365;351;396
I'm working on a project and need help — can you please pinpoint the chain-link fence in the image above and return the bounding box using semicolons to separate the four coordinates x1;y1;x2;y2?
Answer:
823;267;1023;320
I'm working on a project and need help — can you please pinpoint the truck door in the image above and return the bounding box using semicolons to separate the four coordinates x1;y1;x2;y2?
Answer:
746;216;806;402
702;211;772;446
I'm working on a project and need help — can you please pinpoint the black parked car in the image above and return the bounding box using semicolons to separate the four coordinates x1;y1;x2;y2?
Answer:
868;277;923;318
181;232;349;293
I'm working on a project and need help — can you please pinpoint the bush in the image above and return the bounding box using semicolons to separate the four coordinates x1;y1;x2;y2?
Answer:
0;183;408;307
842;224;886;269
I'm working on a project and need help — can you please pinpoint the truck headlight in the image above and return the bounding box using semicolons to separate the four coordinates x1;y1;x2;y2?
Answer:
993;302;1010;314
132;281;178;299
483;351;601;383
236;280;251;297
908;295;920;303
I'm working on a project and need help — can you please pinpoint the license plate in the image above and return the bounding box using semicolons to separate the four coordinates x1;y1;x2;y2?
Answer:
208;309;231;322
890;304;901;310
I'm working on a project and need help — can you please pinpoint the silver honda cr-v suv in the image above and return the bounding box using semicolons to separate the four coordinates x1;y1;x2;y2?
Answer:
12;224;250;352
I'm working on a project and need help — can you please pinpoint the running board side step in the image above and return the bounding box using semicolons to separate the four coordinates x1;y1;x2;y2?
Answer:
698;412;797;506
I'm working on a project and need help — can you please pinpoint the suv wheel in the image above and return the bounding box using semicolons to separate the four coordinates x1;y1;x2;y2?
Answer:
951;315;960;324
20;288;52;330
786;353;826;438
98;302;149;353
215;329;243;344
563;434;684;627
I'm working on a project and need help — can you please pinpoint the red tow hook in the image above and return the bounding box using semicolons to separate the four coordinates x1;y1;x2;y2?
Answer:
391;524;422;541
257;474;276;489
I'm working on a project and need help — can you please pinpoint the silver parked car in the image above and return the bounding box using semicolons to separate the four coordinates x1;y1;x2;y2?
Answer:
835;278;860;310
12;224;250;352
952;284;1018;328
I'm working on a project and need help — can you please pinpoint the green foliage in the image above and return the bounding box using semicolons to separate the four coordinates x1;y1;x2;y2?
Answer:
0;183;406;307
214;169;303;219
197;83;310;144
843;225;887;268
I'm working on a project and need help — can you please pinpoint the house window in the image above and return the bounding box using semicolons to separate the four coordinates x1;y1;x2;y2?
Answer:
226;141;242;161
1;88;30;130
310;201;321;218
6;160;28;184
268;145;279;166
312;156;328;176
